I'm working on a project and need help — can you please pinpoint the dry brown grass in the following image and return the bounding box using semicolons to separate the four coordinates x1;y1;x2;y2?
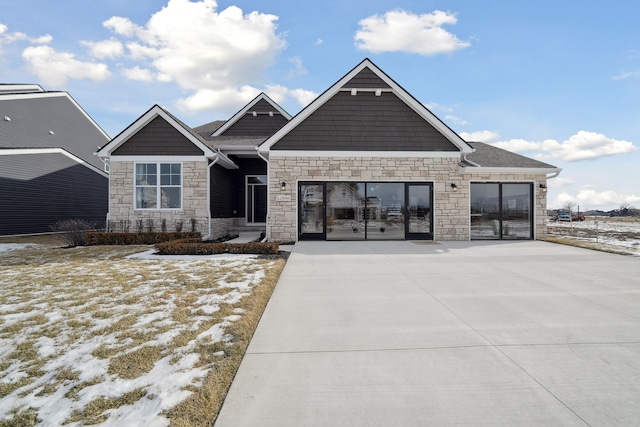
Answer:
0;236;287;426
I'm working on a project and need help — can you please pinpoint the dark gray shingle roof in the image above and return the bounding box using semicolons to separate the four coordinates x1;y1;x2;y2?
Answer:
465;142;558;169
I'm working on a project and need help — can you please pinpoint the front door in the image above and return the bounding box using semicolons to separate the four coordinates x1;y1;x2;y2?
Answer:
247;176;267;224
406;184;433;240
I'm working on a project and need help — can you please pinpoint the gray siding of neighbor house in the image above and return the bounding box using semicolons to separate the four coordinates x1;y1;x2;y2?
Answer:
220;99;289;136
271;90;459;151
0;94;109;170
0;153;108;235
112;116;204;156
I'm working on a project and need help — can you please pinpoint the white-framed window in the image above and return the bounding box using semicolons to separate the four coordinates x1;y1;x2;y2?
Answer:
135;163;182;209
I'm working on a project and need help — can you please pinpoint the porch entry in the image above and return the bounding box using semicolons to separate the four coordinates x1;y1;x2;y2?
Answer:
299;182;432;241
247;176;267;224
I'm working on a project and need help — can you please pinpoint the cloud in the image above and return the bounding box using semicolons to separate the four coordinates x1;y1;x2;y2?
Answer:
82;38;124;59
121;66;155;82
459;130;499;143
470;130;637;161
176;86;262;113
30;34;52;44
103;16;139;37
286;56;307;79
612;70;640;80
355;9;470;55
22;45;111;86
444;115;469;126
102;0;286;112
551;189;640;210
314;38;324;46
264;84;318;107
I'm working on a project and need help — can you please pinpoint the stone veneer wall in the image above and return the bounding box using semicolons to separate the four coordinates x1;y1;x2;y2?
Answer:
268;156;467;242
268;156;549;242
463;171;549;240
108;160;211;235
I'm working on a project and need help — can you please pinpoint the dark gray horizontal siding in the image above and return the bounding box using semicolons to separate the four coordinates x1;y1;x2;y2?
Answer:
112;116;204;156
221;99;289;136
272;91;459;151
209;157;267;219
343;68;391;89
210;163;237;218
0;154;107;235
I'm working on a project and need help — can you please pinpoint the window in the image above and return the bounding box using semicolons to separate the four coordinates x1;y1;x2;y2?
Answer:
135;163;182;209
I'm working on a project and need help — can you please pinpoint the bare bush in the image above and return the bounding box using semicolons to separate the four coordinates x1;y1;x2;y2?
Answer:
49;219;96;247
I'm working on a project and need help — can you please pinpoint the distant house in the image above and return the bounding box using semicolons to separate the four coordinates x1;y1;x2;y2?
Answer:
0;84;110;235
97;59;561;242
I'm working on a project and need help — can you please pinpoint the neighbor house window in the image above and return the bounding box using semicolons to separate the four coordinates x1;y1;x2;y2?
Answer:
135;163;182;209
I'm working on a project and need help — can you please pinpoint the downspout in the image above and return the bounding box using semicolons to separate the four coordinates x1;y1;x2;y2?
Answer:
256;148;270;242
207;156;220;240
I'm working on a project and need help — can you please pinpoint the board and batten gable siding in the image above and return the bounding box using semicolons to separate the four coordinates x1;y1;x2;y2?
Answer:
219;99;289;137
111;116;204;156
270;90;459;151
343;67;392;89
0;153;107;235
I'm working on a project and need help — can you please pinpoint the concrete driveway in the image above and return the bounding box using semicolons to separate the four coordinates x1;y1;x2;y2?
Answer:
215;241;640;426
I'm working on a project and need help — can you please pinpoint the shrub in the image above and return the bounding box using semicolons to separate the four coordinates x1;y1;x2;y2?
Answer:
49;219;97;247
154;240;279;256
84;232;201;246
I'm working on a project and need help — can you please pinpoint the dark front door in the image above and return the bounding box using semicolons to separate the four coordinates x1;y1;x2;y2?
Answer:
406;184;433;240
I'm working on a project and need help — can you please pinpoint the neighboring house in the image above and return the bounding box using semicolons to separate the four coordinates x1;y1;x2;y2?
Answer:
0;84;110;235
97;59;560;242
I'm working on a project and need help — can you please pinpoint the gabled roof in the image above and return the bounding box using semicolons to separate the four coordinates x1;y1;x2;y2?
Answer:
212;93;291;137
0;89;110;171
96;105;237;169
463;142;561;173
261;58;474;154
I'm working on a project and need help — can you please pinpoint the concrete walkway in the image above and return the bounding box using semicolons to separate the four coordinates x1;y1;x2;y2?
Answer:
215;240;640;426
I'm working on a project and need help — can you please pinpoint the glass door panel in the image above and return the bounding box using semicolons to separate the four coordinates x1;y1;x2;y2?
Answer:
366;183;404;240
502;183;532;239
406;184;432;239
326;182;365;241
299;183;325;240
470;183;500;239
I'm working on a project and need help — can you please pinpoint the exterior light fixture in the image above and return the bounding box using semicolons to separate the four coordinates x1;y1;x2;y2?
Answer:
281;181;286;191
3;116;10;121
450;183;458;191
539;183;547;190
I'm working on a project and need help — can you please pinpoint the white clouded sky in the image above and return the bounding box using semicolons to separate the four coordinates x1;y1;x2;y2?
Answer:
1;0;639;210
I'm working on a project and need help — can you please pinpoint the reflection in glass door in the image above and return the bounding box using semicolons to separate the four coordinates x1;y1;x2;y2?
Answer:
299;183;324;240
366;183;404;240
470;183;500;239
406;184;432;239
326;182;365;240
470;183;532;240
502;184;532;239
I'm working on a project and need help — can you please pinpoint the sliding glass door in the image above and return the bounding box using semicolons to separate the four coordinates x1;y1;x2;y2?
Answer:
470;183;532;240
299;182;433;241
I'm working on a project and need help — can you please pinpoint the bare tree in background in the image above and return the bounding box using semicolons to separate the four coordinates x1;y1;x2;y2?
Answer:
563;201;576;214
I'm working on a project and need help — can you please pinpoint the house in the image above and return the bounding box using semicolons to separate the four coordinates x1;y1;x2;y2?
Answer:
97;59;560;242
0;84;110;235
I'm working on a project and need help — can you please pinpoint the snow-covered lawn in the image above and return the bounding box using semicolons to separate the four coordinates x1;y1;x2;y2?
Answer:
0;242;284;426
547;217;640;255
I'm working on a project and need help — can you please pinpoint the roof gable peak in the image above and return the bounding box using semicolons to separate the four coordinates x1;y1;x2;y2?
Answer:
212;92;291;137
